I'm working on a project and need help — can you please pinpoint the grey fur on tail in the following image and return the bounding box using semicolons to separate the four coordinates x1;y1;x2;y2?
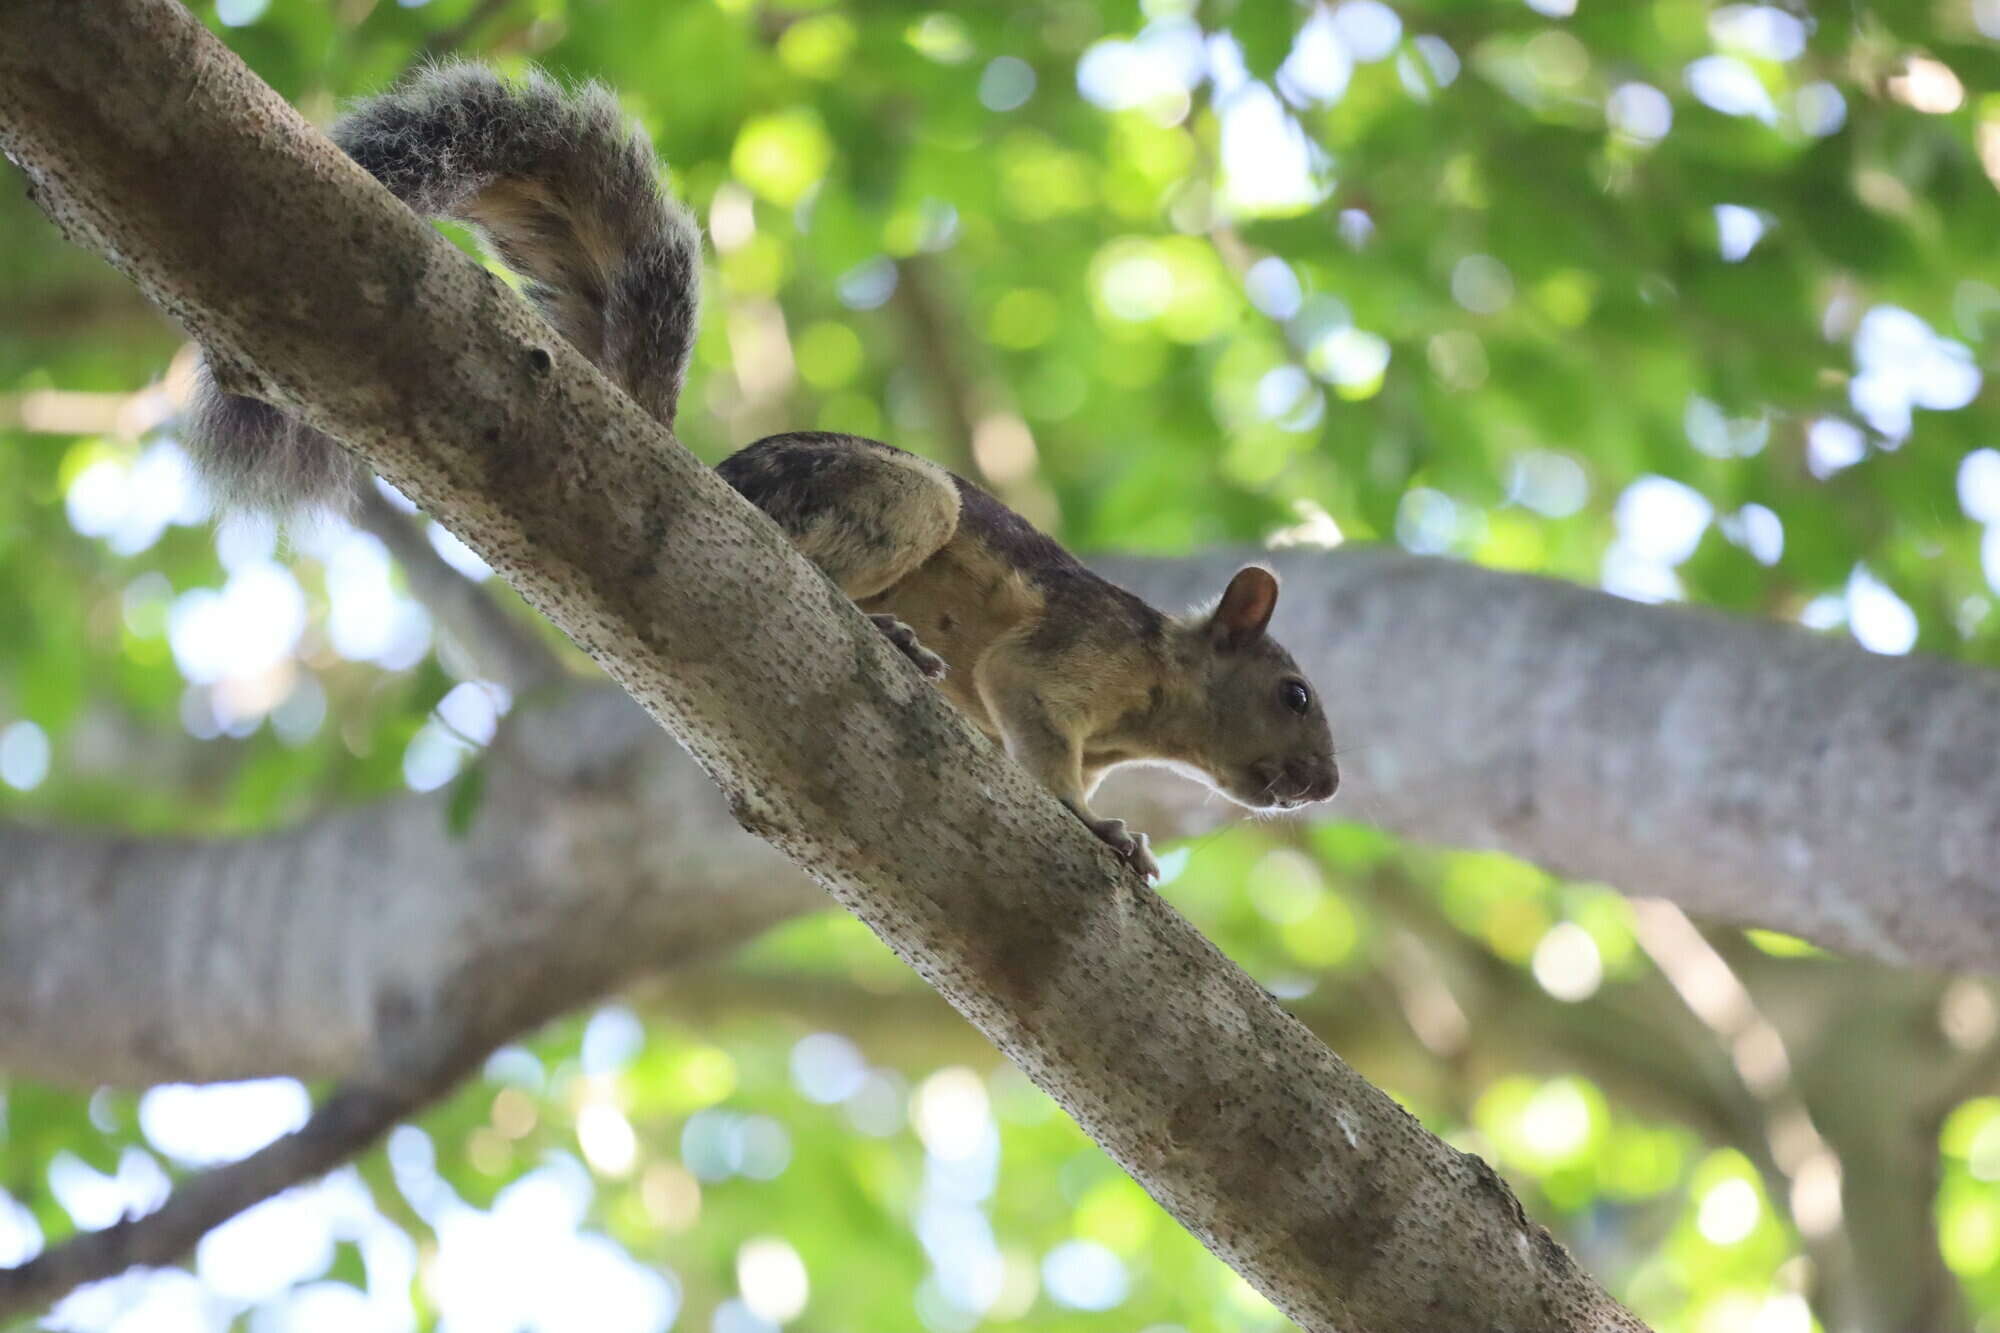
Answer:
186;360;368;513
183;62;703;514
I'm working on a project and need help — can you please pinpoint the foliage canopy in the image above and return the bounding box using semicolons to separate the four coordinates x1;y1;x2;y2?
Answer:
3;1;1999;1330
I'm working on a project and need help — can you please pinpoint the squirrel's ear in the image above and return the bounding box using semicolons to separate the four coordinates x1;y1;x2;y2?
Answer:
1209;565;1279;651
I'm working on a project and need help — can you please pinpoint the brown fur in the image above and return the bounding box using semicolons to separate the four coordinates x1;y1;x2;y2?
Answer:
721;433;1339;878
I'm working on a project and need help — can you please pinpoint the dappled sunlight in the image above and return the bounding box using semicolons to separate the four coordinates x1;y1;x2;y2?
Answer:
1077;16;1204;122
5;0;2000;1329
735;1238;808;1323
1845;566;1918;655
1607;83;1672;143
427;1161;679;1333
64;441;207;556
140;1079;311;1166
681;1111;791;1184
1532;921;1603;1002
1697;1178;1761;1247
1719;503;1783;568
1850;305;1981;441
1887;57;1965;116
1601;475;1709;603
1041;1240;1129;1312
0;719;49;791
1277;7;1351;106
0;1192;40;1267
47;1148;169;1232
787;1033;865;1105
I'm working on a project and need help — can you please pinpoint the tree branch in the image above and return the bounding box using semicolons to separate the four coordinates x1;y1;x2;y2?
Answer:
0;687;814;1089
888;254;983;479
352;484;567;694
0;1062;463;1321
0;8;1647;1327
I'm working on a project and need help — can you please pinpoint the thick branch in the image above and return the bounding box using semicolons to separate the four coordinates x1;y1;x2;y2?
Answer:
0;7;1642;1328
0;688;810;1088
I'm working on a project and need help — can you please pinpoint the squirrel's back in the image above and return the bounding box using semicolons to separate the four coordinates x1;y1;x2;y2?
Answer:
186;64;701;512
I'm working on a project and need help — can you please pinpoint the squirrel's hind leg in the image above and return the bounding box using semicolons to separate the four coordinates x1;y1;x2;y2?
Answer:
719;432;960;675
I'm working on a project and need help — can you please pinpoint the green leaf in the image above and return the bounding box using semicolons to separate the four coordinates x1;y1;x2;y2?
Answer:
445;757;488;840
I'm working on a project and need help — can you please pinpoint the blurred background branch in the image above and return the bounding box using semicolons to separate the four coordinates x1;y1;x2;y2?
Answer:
5;0;2000;1330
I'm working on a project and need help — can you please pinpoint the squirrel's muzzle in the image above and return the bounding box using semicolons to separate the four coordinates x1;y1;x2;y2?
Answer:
1249;756;1339;810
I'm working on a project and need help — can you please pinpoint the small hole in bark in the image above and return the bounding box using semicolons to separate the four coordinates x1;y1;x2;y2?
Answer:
527;347;553;374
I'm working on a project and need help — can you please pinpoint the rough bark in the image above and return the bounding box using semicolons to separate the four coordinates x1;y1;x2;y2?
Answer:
0;3;1646;1329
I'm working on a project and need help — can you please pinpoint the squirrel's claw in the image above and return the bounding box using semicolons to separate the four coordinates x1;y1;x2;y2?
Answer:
1084;816;1159;882
870;614;948;680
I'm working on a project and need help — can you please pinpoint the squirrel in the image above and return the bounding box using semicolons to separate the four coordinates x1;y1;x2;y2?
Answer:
184;64;1339;880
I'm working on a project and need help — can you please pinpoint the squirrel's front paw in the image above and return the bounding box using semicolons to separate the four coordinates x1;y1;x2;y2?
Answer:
869;614;948;679
1084;816;1159;882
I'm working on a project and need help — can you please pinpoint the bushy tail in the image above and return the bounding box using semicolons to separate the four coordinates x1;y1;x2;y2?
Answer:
186;62;703;512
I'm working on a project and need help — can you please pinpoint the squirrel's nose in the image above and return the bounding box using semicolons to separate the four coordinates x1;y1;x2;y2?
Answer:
1279;758;1338;806
1309;761;1339;803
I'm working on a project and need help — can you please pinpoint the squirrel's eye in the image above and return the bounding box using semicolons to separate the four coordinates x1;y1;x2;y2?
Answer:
1281;680;1311;715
